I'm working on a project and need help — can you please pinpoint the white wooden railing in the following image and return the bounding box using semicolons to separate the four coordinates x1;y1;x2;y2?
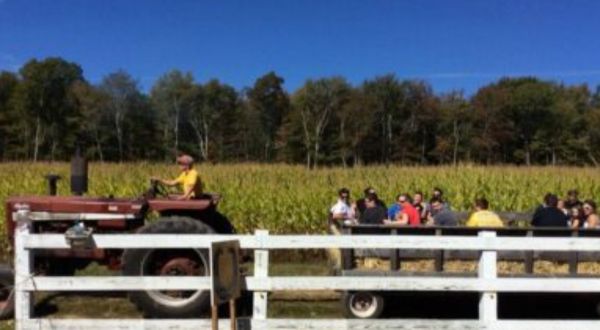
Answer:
12;216;600;330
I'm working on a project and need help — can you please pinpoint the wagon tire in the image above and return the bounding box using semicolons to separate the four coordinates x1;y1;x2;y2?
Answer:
122;217;214;319
0;266;15;320
341;291;385;319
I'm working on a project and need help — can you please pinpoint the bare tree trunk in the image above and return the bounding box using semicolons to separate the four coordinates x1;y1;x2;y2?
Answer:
174;106;179;152
203;121;210;161
94;128;104;162
453;120;460;166
33;115;41;162
299;110;312;170
525;142;531;166
386;113;392;165
340;121;347;168
314;140;319;169
588;151;599;167
50;137;58;162
264;138;270;162
420;127;428;164
115;111;123;162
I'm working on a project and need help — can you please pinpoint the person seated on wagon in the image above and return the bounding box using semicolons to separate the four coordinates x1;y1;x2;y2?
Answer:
356;187;386;216
565;189;583;210
426;197;457;226
152;154;203;200
583;200;600;228
386;194;403;222
531;194;568;227
359;193;387;225
424;187;451;218
329;188;356;233
385;194;420;226
413;191;427;221
466;198;504;227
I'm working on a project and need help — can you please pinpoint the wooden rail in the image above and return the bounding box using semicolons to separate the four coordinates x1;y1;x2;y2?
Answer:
12;216;600;330
341;225;600;274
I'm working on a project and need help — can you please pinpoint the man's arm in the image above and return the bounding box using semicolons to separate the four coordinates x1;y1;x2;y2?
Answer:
152;176;179;187
160;179;178;187
395;212;409;225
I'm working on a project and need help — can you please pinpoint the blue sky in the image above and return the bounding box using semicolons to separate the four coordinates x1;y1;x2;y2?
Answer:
1;0;599;94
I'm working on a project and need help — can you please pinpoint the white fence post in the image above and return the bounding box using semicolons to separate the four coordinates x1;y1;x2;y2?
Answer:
478;230;498;322
253;230;269;322
14;211;34;330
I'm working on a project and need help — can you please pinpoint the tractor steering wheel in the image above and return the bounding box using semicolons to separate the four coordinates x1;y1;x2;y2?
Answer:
150;179;170;198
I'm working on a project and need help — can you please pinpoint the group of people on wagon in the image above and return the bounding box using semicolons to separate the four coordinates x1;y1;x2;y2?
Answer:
533;190;599;228
329;187;599;231
329;187;460;231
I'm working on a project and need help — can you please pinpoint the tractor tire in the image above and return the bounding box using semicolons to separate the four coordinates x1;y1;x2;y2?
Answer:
341;291;385;319
0;267;15;320
122;217;214;318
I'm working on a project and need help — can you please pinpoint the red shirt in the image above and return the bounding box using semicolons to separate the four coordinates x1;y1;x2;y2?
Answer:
401;203;421;226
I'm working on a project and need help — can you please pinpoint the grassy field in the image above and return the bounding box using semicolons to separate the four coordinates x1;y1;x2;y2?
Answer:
1;162;599;241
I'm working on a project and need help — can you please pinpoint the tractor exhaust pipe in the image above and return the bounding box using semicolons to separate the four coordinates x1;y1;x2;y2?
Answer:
71;144;88;196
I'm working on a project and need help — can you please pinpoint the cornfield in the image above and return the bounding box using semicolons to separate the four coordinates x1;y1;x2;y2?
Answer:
1;162;599;240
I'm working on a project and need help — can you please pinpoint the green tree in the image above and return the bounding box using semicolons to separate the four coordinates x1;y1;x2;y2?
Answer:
293;77;351;169
150;70;195;157
0;71;19;159
247;72;290;161
435;91;472;165
500;78;557;165
187;80;239;161
397;80;438;164
533;85;590;165
14;58;84;161
336;88;372;167
99;70;141;161
362;75;404;165
69;81;110;161
471;83;515;164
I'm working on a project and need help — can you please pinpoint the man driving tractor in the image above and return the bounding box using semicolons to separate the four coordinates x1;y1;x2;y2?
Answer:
153;154;203;200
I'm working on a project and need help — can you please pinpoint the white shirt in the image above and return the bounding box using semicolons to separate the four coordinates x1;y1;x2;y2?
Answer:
330;200;354;219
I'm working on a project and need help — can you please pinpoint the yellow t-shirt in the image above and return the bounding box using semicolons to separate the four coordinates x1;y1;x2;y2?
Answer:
466;210;504;227
175;169;203;198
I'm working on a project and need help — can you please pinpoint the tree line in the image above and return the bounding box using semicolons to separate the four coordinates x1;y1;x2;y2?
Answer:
1;57;600;167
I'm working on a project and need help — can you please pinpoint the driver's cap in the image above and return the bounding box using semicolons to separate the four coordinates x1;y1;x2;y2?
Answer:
176;154;194;165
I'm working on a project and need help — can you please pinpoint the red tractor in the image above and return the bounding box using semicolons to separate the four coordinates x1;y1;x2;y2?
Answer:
0;152;240;319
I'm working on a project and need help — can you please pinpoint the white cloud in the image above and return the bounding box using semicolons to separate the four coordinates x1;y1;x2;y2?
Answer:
0;53;20;71
408;70;600;80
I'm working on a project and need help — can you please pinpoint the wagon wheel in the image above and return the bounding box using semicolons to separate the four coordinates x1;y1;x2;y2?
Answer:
342;291;385;319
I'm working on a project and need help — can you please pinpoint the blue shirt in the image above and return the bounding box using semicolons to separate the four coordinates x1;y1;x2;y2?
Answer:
388;204;403;220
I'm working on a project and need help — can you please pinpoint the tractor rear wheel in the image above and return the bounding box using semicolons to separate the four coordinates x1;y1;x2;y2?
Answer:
122;217;214;318
0;266;14;320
